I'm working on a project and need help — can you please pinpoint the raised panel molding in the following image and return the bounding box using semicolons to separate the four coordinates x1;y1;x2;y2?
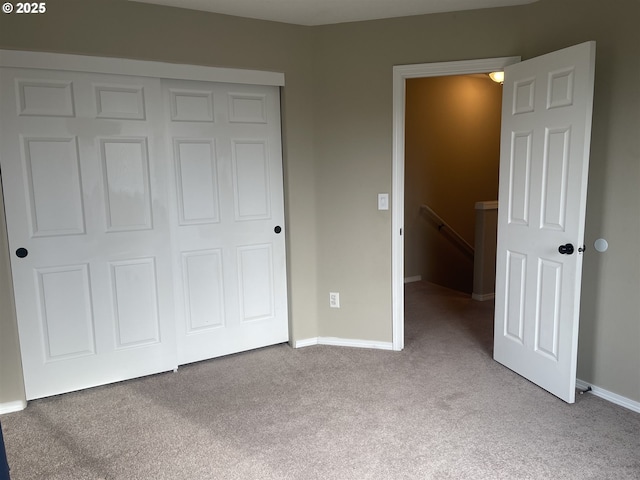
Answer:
228;93;267;123
169;89;214;122
513;78;535;114
23;136;86;237
174;139;220;225
36;264;96;361
547;67;575;109
541;127;571;231
237;244;274;322
232;140;271;220
535;258;562;361
504;251;526;344
95;84;146;120
16;79;75;117
99;137;153;232
110;258;161;348
508;132;532;226
182;250;225;333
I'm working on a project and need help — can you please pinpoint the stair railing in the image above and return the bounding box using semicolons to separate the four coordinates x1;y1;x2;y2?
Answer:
420;204;475;259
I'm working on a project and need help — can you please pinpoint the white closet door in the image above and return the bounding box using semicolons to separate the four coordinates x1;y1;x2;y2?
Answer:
0;68;177;400
163;80;289;365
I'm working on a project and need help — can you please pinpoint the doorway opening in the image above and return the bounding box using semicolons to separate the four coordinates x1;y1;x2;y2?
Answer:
391;56;521;351
404;73;502;297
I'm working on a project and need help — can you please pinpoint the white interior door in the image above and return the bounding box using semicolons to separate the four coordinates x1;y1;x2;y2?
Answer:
162;80;289;365
494;41;596;403
0;68;177;400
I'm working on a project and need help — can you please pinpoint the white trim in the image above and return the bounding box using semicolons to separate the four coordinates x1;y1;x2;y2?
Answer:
472;292;495;301
474;201;499;210
294;337;393;351
319;337;394;350
392;66;406;352
294;338;320;348
0;49;285;86
404;275;422;284
391;56;520;354
0;400;27;415
576;379;640;414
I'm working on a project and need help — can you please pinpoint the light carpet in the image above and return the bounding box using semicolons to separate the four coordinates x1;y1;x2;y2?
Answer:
1;281;639;479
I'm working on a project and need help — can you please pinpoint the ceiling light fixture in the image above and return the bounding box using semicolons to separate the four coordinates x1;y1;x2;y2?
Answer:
489;71;505;84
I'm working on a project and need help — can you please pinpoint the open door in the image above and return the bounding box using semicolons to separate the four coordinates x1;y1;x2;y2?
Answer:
494;41;596;403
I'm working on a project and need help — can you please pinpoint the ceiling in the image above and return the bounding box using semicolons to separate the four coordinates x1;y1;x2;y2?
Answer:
129;0;538;26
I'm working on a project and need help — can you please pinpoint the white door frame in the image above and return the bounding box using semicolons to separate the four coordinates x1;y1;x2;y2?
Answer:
391;56;520;351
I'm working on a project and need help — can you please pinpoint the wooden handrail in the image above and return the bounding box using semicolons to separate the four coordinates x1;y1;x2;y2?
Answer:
420;204;475;258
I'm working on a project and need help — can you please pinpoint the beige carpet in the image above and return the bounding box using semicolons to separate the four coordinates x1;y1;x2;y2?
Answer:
1;281;639;479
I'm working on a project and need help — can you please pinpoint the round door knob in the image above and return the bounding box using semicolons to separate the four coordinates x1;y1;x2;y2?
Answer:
16;247;28;258
558;243;574;255
274;226;282;234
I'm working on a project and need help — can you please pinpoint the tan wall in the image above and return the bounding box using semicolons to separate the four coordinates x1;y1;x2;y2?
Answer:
404;75;502;293
1;0;639;406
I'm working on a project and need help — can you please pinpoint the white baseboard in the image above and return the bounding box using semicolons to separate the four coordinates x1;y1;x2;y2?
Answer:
294;337;394;351
576;379;640;414
404;275;422;284
0;400;27;415
294;338;320;348
472;292;495;301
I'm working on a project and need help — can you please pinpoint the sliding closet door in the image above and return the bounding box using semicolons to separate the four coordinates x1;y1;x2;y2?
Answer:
1;64;289;400
0;68;177;400
162;80;289;365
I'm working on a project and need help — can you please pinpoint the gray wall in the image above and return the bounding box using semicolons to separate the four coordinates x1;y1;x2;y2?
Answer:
0;183;25;407
1;0;638;406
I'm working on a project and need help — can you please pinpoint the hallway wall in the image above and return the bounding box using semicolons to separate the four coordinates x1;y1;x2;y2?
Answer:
404;75;502;293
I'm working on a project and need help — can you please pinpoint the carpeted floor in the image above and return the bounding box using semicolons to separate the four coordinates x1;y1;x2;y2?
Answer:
1;281;639;479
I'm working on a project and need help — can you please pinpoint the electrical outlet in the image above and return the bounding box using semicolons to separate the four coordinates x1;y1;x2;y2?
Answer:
329;292;340;308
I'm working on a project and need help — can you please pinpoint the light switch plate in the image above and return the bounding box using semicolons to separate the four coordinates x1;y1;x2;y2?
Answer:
329;292;340;308
378;193;389;210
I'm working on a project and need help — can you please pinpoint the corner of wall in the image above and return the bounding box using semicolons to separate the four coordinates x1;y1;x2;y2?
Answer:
0;178;26;409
